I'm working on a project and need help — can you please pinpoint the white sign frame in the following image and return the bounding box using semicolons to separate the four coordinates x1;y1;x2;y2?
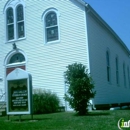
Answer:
6;68;32;115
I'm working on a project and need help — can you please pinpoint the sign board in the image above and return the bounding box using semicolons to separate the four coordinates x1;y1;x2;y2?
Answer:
6;68;32;115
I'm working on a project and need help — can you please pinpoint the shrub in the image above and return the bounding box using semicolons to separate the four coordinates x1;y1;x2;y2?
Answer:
33;89;60;114
64;63;96;115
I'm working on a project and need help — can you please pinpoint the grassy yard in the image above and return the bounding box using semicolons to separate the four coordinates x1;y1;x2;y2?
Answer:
0;110;130;130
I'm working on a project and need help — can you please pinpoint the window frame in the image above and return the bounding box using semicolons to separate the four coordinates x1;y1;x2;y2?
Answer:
4;49;27;68
4;0;25;43
106;49;111;82
42;8;60;44
123;62;126;87
115;56;119;85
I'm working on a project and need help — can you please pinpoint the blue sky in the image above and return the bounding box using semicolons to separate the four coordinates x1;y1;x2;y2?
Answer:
84;0;130;50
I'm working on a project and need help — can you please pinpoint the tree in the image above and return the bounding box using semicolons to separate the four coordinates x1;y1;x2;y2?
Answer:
64;63;96;115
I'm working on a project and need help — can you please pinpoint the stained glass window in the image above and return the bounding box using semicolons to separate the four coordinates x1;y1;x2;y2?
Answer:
45;12;58;42
17;5;24;21
9;53;25;64
8;25;14;40
7;8;14;40
18;22;24;38
6;4;25;41
7;8;14;24
17;5;24;38
46;27;58;42
46;12;57;27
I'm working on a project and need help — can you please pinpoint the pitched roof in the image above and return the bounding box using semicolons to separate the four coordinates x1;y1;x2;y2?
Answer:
76;0;130;55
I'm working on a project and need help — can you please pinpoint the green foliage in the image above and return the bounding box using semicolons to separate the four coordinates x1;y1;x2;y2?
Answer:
33;89;60;114
64;63;96;115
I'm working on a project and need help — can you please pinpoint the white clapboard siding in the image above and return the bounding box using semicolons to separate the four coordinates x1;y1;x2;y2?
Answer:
87;11;130;105
0;0;88;108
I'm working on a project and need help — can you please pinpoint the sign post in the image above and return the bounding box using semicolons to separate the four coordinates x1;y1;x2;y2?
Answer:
6;68;33;116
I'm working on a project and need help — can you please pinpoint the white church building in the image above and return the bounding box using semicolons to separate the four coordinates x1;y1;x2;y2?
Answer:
0;0;130;110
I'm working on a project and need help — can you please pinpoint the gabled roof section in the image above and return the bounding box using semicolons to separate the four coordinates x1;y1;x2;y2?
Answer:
76;0;130;55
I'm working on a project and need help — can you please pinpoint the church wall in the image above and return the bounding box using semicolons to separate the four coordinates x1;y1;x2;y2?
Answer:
0;0;88;108
87;11;130;106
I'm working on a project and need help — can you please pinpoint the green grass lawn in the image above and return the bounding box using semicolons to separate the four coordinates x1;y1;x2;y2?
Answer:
0;110;129;130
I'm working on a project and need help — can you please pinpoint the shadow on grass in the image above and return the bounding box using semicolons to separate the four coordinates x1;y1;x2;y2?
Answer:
88;111;110;116
74;111;110;116
5;117;52;123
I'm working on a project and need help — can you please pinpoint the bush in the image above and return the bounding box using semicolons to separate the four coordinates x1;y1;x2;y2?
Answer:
64;63;96;115
33;89;60;114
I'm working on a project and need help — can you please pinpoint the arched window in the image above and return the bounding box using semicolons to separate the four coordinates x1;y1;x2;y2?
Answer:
45;12;58;42
6;8;14;40
42;8;60;44
16;5;24;38
4;0;25;42
106;50;110;82
8;53;25;64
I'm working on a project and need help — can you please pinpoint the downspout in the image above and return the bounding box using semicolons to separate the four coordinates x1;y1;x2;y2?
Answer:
84;4;96;111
